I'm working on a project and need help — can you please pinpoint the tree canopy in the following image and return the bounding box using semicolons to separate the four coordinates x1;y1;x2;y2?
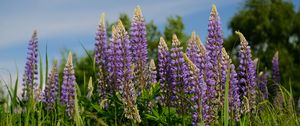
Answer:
224;0;300;99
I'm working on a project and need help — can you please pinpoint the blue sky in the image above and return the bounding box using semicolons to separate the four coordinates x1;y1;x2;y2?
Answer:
0;0;299;85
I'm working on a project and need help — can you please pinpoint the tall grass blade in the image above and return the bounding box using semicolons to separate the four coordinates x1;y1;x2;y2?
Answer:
224;64;230;126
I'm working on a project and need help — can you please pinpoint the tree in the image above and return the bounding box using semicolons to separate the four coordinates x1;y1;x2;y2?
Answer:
164;16;188;49
224;0;300;98
147;20;161;61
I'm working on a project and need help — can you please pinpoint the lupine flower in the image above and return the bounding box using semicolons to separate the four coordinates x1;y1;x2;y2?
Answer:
258;72;269;100
94;13;108;102
130;6;148;94
203;4;224;124
186;32;206;75
220;48;230;106
236;31;257;113
221;48;241;121
145;59;157;110
169;34;189;115
108;21;141;123
229;63;241;121
86;77;94;100
107;25;123;92
271;51;280;97
195;35;206;77
22;30;39;101
186;32;200;68
61;52;76;118
43;60;59;110
272;51;284;107
272;51;280;84
183;54;205;126
158;37;170;106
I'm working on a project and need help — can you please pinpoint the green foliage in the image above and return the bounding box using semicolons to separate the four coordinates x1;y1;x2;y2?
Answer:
163;16;188;49
224;0;300;99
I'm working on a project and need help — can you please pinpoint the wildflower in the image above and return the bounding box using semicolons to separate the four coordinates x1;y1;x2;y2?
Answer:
183;54;205;126
108;21;141;122
169;34;189;115
186;32;206;75
221;48;241;121
61;52;76;118
203;4;224;124
258;72;269;100
236;31;257;113
272;51;280;84
22;30;39;101
220;48;230;106
43;60;59;110
158;37;170;106
94;13;109;102
229;63;241;121
130;6;148;94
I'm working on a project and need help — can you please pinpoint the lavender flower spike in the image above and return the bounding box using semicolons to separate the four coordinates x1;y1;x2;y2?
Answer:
236;31;257;113
222;49;241;121
43;60;59;110
109;21;141;123
272;51;280;84
170;34;189;115
258;72;269;100
22;30;39;101
130;6;148;94
203;4;224;124
186;32;204;72
195;35;206;77
183;54;205;126
158;37;170;106
95;13;108;102
229;63;241;121
61;52;76;118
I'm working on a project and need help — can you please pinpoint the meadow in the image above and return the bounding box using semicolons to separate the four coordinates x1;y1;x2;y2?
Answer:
0;3;299;126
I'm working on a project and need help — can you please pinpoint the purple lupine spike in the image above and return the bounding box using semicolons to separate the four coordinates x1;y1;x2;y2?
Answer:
22;30;39;101
203;4;223;124
258;72;269;100
95;13;109;102
146;59;157;110
272;51;283;107
107;26;119;92
186;32;206;74
222;48;241;121
229;63;241;121
183;54;205;126
108;21;141;123
61;52;76;118
170;34;189;115
220;48;230;106
195;35;206;76
236;31;257;114
272;51;280;84
186;32;200;67
43;60;59;110
158;37;170;106
130;6;148;94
